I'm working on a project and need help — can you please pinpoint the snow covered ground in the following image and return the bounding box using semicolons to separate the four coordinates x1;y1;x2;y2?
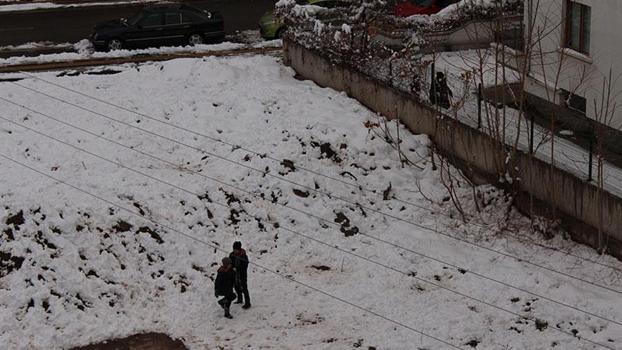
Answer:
1;54;622;350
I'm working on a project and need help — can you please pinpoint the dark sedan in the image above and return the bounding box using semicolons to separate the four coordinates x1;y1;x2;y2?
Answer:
92;4;225;51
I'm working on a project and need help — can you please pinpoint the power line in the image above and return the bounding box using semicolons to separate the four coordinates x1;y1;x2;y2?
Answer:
1;114;620;350
0;153;464;350
5;84;622;297
2;104;621;328
20;72;622;275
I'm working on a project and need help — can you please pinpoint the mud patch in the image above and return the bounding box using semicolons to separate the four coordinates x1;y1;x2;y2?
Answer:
70;333;187;350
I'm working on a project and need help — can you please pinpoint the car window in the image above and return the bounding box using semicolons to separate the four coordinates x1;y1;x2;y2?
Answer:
140;13;162;27
165;13;182;25
182;11;205;23
128;13;143;26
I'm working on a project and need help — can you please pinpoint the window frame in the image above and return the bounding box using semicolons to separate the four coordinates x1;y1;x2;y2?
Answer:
564;0;591;55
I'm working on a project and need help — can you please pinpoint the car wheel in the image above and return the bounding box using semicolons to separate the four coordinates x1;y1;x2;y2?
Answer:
107;39;123;51
188;34;204;46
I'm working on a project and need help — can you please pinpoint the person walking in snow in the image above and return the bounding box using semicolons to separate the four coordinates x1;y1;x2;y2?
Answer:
215;257;236;319
230;241;251;309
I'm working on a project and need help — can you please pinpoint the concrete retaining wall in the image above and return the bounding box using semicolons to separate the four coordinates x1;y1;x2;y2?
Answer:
284;40;622;259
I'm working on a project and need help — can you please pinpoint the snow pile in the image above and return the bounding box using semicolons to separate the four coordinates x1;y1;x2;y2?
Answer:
437;0;522;17
0;0;160;13
0;40;281;67
73;39;93;55
0;55;621;350
0;41;73;52
401;0;523;27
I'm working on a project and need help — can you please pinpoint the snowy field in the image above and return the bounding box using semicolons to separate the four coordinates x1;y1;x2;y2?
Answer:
1;54;622;350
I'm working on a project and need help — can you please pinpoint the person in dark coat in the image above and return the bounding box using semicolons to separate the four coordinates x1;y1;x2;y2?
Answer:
429;71;453;109
214;257;236;319
229;241;251;309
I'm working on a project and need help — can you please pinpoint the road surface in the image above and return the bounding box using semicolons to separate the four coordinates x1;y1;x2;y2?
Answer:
0;0;275;47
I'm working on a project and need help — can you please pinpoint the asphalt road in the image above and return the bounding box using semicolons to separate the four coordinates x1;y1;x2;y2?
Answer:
0;0;276;47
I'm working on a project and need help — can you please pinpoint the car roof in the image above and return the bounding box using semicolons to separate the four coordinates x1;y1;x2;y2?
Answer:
143;4;204;13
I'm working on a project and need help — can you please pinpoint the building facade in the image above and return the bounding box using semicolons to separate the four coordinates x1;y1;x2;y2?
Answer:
524;0;622;130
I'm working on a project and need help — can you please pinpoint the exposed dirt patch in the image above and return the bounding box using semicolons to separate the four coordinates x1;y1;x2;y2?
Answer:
70;333;187;350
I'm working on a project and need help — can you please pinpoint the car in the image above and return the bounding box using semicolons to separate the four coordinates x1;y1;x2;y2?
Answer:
91;4;224;51
259;0;351;40
392;0;459;17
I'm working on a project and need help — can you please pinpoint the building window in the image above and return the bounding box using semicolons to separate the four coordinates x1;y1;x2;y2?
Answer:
560;89;587;114
565;0;591;55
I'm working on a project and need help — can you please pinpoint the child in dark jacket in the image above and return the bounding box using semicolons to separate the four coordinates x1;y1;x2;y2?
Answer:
215;257;236;318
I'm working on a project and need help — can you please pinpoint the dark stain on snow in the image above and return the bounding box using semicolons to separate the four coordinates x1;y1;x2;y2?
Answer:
382;183;392;200
3;227;14;241
133;202;146;216
85;69;123;75
318;142;342;163
281;159;296;172
56;71;80;77
292;188;309;198
464;339;480;348
136;226;164;244
334;211;359;237
5;210;25;229
535;319;548;331
340;171;357;181
113;220;133;233
35;230;57;250
220;188;241;206
0;251;25;277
